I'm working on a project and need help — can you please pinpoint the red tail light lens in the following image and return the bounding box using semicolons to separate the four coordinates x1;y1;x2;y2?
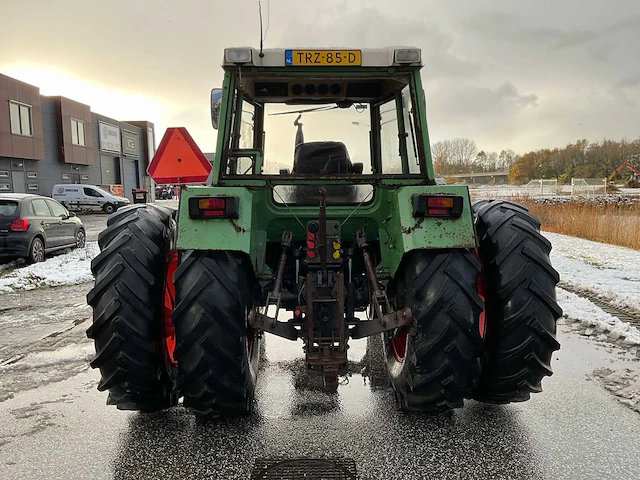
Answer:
188;196;239;219
10;218;29;231
427;197;454;208
412;195;464;218
199;198;226;209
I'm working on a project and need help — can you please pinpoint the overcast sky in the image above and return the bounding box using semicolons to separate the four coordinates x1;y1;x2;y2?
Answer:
1;0;639;156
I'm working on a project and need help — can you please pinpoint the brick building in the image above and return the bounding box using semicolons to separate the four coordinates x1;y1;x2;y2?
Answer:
0;73;156;201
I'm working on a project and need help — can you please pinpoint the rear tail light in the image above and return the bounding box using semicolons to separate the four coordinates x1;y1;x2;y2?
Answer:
412;195;464;218
10;218;29;231
188;196;239;219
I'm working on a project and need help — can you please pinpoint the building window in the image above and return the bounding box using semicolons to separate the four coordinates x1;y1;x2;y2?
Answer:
0;170;8;178
61;173;71;180
0;184;10;191
9;101;33;137
26;171;38;179
28;184;38;191
71;119;86;146
81;174;89;180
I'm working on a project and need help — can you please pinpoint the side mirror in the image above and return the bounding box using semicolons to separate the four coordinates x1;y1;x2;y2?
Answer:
211;88;223;130
68;211;76;217
351;162;364;174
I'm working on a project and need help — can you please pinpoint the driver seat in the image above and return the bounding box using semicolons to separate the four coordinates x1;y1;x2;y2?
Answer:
293;141;353;174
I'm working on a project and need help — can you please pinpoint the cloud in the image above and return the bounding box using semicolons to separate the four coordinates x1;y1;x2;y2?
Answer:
617;74;640;89
460;10;640;52
275;6;481;79
429;82;538;118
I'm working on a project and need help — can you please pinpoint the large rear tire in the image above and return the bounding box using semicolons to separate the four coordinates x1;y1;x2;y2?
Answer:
86;204;177;411
472;200;562;403
385;249;484;412
173;250;261;416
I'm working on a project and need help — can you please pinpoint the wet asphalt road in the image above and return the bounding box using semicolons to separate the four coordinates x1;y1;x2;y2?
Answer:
1;208;640;479
1;314;640;480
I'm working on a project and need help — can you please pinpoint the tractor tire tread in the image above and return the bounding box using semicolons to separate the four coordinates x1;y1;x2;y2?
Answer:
173;250;259;416
387;249;483;413
472;200;562;403
86;204;177;411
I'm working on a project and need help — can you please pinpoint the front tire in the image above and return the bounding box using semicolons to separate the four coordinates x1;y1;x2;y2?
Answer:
103;203;115;214
173;251;261;416
472;200;562;403
385;249;484;412
86;204;177;411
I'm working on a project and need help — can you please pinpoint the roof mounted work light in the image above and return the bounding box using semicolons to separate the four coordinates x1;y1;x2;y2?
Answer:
224;48;253;64
394;49;421;64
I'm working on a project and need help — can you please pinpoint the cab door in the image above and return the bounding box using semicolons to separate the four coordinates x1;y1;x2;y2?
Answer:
30;198;60;247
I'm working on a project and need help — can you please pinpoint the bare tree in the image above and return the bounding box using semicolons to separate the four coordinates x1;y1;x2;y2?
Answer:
497;149;519;171
432;141;452;174
432;138;478;174
450;138;478;171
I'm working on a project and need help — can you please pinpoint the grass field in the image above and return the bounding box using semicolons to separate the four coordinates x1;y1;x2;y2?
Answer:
515;197;640;251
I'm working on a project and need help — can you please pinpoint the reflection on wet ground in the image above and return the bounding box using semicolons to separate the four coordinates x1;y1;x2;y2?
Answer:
112;352;543;480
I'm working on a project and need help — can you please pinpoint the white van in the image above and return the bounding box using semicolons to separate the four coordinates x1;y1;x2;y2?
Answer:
51;184;130;214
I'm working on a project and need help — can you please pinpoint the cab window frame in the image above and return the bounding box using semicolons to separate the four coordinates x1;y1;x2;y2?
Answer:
219;73;426;180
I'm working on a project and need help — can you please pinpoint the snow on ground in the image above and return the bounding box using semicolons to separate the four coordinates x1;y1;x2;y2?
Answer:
557;289;640;345
546;231;640;312
0;242;99;294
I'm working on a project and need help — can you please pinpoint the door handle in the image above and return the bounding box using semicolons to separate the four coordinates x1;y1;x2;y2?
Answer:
40;221;46;227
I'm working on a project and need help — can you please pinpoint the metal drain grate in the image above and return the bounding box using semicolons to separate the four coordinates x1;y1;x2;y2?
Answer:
251;457;357;479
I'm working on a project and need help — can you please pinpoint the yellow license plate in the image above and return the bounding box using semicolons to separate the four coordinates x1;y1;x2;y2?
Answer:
285;50;362;66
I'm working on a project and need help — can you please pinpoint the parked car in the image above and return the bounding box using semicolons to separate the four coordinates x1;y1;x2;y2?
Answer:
0;193;85;263
51;184;130;214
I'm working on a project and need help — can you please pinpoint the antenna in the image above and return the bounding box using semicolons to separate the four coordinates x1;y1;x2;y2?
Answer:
258;1;270;58
258;1;265;58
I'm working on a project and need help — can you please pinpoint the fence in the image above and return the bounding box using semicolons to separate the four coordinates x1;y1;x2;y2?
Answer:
469;178;609;199
571;178;608;196
524;179;560;195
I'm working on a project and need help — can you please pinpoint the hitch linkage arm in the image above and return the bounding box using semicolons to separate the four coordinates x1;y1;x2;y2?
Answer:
351;228;412;339
248;231;299;340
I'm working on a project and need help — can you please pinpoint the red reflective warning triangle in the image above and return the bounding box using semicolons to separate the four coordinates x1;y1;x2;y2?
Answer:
147;127;212;184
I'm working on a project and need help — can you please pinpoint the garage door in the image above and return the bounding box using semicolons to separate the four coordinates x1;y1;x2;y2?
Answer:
123;159;139;201
101;156;121;185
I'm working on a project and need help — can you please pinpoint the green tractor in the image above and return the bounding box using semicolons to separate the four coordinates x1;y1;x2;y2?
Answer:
86;47;562;415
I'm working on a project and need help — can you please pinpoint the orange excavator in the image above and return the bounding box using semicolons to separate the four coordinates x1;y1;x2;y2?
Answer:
609;161;640;188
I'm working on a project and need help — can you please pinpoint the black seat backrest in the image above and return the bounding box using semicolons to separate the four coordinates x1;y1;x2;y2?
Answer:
293;141;352;174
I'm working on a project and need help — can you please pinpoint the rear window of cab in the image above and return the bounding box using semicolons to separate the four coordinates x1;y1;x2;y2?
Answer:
0;201;19;216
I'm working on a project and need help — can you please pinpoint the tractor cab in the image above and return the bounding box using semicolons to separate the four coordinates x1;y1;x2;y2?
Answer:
208;47;430;185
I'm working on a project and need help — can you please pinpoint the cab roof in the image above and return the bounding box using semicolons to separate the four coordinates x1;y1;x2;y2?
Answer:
222;47;422;68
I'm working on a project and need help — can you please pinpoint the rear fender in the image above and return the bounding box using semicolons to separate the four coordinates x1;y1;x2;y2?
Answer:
176;186;264;273
384;185;477;276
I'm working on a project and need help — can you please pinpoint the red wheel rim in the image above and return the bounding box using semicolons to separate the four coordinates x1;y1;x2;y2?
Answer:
473;250;487;338
390;328;408;362
163;250;178;365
